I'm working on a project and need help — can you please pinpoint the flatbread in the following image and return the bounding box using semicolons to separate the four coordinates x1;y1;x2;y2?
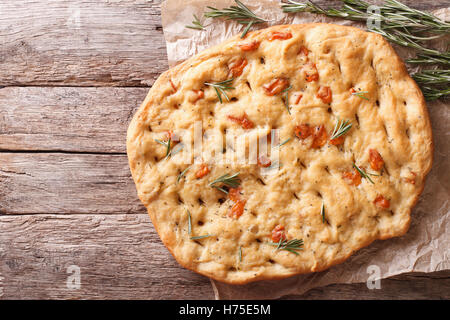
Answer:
127;24;433;284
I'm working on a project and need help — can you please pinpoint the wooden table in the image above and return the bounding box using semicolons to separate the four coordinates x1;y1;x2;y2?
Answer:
0;0;448;300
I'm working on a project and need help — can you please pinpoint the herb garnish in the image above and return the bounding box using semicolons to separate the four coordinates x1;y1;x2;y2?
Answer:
187;210;214;240
270;238;304;255
353;163;375;184
330;119;352;140
155;137;172;158
239;246;242;262
204;79;235;103
277;138;292;148
282;85;293;114
177;166;191;183
186;14;205;30
208;172;241;194
205;0;266;38
351;90;369;100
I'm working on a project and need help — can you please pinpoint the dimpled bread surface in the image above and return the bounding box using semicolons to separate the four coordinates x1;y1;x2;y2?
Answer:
126;24;433;284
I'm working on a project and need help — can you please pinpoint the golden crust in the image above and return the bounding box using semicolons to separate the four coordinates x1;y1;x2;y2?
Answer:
127;24;433;284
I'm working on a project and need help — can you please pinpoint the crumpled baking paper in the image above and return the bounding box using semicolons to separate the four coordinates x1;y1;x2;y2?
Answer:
161;0;449;299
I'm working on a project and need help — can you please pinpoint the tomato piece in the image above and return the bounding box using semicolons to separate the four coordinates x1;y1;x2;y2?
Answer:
329;135;345;146
238;40;260;51
350;88;356;94
268;31;292;41
369;149;384;171
229;199;246;219
228;113;255;129
374;195;390;209
195;164;210;179
257;155;272;168
263;78;289;96
192;90;204;102
271;225;286;242
228;187;242;203
311;125;328;149
404;171;417;184
293;92;303;104
169;79;177;93
294;124;312;140
229;58;248;77
166;130;180;142
342;169;362;186
317;86;332;104
298;46;309;56
304;63;319;82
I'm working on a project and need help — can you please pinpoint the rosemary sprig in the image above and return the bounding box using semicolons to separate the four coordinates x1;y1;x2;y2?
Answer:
353;163;375;184
419;86;450;101
186;14;205;30
205;0;266;38
330;119;352;140
351;90;370;100
282;85;293;114
155;137;171;158
208;172;241;194
177;166;191;183
205;79;235;103
269;238;304;255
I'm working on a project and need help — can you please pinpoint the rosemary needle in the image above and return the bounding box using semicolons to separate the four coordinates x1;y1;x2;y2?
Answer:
177;166;191;183
190;234;214;240
282;85;293;114
351;90;370;100
185;14;205;30
321;202;326;223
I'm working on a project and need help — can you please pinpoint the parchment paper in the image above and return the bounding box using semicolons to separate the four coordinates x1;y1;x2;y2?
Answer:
161;0;450;299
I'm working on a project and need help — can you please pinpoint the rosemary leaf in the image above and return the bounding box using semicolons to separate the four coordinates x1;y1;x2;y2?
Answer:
282;85;293;114
177;166;191;183
321;202;326;223
351;90;370;100
278;137;292;147
190;234;214;240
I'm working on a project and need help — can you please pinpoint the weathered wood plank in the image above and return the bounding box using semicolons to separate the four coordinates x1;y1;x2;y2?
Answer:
0;153;145;214
1;1;448;87
282;270;450;300
0;0;167;87
0;214;213;300
0;87;148;153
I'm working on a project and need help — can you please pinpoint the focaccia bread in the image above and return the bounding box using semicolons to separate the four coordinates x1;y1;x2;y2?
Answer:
127;24;433;284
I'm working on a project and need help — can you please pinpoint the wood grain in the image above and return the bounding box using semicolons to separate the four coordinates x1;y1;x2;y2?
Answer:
0;0;167;87
0;153;145;215
0;87;147;153
0;214;213;299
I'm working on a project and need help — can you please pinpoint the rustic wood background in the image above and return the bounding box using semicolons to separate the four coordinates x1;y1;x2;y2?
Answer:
0;0;449;300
